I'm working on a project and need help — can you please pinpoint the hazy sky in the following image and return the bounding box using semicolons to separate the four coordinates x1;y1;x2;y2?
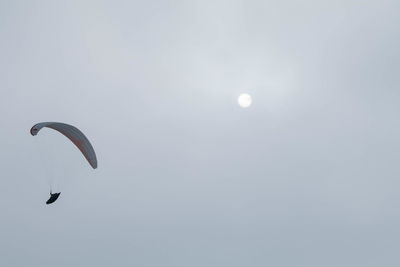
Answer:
1;1;400;266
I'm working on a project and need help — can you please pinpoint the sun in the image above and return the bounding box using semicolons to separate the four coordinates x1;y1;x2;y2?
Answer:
238;93;252;108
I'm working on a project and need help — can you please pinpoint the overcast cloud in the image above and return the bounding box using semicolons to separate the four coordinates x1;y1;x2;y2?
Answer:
1;1;400;266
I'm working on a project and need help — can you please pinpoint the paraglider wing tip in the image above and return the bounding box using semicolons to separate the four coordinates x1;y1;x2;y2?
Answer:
30;126;38;136
89;159;98;169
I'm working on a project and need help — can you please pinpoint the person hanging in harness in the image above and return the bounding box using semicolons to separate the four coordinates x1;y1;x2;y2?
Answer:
46;191;61;205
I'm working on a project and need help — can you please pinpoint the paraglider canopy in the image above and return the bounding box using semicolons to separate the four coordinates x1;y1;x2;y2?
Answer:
46;192;61;205
30;122;97;169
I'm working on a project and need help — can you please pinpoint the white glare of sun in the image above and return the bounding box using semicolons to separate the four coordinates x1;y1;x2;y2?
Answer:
238;93;252;108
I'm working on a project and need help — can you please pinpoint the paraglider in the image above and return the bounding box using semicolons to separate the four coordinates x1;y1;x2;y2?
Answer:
30;122;97;205
46;192;61;205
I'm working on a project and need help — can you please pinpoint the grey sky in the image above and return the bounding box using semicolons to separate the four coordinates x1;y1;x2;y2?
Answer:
1;0;400;266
